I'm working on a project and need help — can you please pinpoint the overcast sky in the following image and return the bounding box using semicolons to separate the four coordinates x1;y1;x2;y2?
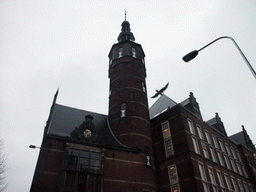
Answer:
1;0;256;191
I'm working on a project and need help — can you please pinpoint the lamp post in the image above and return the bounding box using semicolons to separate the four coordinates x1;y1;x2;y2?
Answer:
182;36;256;80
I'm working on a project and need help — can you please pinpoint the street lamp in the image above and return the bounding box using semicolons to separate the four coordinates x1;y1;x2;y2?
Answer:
182;36;256;80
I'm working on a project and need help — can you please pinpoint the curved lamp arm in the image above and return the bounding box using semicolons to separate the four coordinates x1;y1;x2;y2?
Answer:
182;36;256;80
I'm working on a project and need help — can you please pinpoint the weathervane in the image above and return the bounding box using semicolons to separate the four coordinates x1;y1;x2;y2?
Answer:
124;10;127;21
151;82;169;98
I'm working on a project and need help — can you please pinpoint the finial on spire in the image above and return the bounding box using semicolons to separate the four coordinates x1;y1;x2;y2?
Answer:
124;10;127;21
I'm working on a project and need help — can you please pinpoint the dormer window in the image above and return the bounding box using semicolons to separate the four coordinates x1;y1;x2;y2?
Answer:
132;47;136;58
118;47;123;58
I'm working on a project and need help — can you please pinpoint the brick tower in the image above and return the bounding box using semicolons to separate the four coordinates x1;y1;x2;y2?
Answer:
108;19;151;151
105;19;157;191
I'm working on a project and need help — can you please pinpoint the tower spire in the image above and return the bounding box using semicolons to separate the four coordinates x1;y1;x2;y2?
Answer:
117;15;135;42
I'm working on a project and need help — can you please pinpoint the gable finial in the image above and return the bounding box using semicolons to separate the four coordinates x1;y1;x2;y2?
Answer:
124;9;127;21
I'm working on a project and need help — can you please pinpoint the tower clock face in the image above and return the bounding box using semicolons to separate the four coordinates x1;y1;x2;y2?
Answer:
84;129;92;138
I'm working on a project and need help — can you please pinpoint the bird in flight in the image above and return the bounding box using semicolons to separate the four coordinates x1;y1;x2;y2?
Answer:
151;82;169;98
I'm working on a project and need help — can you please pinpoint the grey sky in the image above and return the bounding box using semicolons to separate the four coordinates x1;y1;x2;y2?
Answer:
1;0;256;191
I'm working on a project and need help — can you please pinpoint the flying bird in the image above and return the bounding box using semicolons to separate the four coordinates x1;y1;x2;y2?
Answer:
151;82;169;98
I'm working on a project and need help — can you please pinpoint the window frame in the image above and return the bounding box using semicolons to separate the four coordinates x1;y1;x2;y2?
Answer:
162;121;171;139
209;146;217;163
231;176;239;192
237;179;245;192
118;47;123;58
216;170;224;188
224;155;231;169
217;151;224;166
164;138;174;158
208;166;216;184
218;139;225;153
187;119;195;134
192;136;200;154
224;173;232;190
196;125;204;140
225;143;231;156
204;130;211;144
120;103;126;118
168;164;179;185
131;47;136;58
212;135;218;149
230;158;237;173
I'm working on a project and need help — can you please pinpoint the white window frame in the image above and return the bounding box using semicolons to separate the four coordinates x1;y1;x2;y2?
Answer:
192;137;200;154
197;125;204;140
164;138;174;158
217;151;224;166
224;155;231;169
225;143;231;156
237;179;244;192
218;139;225;152
212;185;218;192
208;167;216;184
198;163;208;192
230;158;237;173
231;147;237;160
205;130;211;144
120;103;126;117
231;177;239;192
209;146;217;163
168;164;179;185
170;184;180;192
131;47;136;58
118;47;123;58
216;170;224;188
242;165;248;178
188;119;195;134
201;141;208;158
248;183;254;192
212;135;218;149
236;162;243;176
224;173;232;190
202;182;209;192
236;150;242;162
142;82;146;93
243;182;249;192
162;121;171;139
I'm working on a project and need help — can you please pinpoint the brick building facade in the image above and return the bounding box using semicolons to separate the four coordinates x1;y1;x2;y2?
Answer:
30;20;256;192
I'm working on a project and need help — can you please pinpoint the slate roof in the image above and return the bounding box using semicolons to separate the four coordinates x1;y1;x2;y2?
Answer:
47;104;131;150
149;94;177;119
229;131;245;145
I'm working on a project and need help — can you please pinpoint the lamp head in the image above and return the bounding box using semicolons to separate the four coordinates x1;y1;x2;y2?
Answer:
29;145;36;149
182;50;199;62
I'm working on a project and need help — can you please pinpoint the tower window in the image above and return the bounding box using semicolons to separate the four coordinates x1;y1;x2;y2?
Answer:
132;47;136;58
145;146;151;167
118;47;123;58
120;103;126;117
142;58;145;65
142;82;146;93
